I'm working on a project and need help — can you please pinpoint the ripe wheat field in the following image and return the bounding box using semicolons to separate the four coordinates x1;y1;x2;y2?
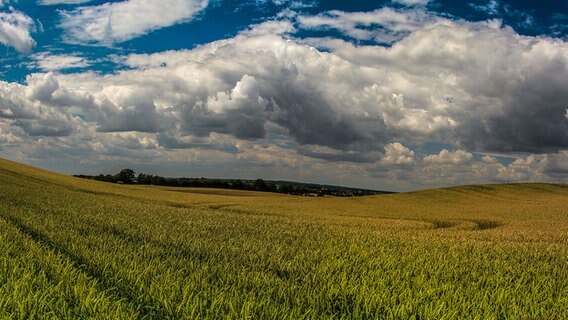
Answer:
0;157;566;319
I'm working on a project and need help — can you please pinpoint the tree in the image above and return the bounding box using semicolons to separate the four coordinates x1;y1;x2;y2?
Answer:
254;179;267;191
232;179;244;189
137;173;154;185
115;168;136;184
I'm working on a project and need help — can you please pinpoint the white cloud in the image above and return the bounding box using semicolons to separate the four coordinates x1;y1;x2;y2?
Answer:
392;0;429;7
481;155;497;163
470;0;500;15
243;19;295;36
0;10;35;53
381;149;568;188
476;152;568;183
30;52;91;71
25;72;60;101
424;149;473;164
60;0;209;44
373;149;567;189
297;7;444;44
382;142;415;165
0;127;20;145
0;73;77;137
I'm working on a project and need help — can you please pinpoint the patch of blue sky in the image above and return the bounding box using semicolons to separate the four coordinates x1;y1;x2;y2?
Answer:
267;133;298;149
433;0;567;36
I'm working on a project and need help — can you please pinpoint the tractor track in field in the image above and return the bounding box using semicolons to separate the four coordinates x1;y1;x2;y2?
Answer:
334;214;502;231
0;212;173;320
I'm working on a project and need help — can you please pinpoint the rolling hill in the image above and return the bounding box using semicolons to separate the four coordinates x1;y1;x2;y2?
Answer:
0;157;566;319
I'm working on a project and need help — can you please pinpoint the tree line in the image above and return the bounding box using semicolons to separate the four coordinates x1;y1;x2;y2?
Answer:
74;169;389;197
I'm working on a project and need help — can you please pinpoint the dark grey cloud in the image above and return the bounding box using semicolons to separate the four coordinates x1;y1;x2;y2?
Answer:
14;119;73;136
458;62;568;153
179;106;268;140
297;145;380;163
95;101;165;133
156;133;239;153
268;85;368;149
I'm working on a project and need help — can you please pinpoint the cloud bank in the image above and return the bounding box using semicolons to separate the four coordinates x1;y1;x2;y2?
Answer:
0;6;566;189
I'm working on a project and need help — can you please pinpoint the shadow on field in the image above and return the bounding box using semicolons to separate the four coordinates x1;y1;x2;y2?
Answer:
470;219;502;230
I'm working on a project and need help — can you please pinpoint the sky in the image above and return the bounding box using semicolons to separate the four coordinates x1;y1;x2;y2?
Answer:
0;0;567;191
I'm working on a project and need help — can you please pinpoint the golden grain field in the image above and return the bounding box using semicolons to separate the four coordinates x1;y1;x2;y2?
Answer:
0;157;566;319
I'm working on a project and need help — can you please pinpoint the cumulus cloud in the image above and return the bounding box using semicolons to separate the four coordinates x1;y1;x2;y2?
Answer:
60;0;209;44
0;127;20;146
0;73;80;137
423;149;473;165
25;72;59;101
4;16;568;154
377;146;568;188
0;9;35;53
472;152;568;183
382;142;415;165
309;21;568;153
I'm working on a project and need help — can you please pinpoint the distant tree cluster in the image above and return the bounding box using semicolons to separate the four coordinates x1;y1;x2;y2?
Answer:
75;168;136;184
74;169;389;197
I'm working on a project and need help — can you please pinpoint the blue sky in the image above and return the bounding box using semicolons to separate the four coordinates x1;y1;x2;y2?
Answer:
0;0;567;190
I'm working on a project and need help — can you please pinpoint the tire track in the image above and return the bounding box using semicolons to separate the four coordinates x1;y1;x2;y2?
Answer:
0;212;172;320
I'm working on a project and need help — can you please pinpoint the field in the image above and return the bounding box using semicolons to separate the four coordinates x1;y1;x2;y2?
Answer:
0;157;566;319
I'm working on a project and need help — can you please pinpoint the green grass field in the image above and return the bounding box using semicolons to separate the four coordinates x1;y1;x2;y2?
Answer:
0;157;566;319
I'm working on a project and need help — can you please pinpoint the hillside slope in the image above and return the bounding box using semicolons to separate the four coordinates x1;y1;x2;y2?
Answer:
0;158;566;319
